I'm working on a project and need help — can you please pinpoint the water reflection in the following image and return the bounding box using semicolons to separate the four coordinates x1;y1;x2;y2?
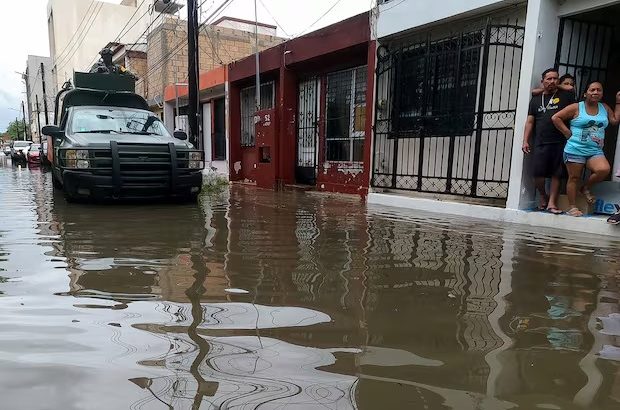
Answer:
2;163;620;409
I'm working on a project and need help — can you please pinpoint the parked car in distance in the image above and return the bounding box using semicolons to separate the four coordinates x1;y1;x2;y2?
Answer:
40;141;51;165
27;144;41;164
10;140;32;162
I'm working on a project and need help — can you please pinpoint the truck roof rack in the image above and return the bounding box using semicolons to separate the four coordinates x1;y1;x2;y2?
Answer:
73;72;135;93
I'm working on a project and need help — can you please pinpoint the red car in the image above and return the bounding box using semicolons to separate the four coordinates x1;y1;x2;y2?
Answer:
27;143;41;164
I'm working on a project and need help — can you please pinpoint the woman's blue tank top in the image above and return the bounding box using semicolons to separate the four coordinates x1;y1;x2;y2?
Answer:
565;101;609;157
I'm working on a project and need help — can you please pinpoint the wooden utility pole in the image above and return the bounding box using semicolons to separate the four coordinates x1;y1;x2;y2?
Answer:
40;62;50;124
15;117;21;140
187;0;200;148
21;101;28;140
35;95;42;137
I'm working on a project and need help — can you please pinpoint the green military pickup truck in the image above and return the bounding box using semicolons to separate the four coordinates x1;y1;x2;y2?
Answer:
43;72;203;202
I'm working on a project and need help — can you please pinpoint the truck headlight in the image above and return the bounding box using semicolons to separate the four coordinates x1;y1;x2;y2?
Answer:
189;160;204;169
189;151;203;161
76;150;89;159
64;150;89;167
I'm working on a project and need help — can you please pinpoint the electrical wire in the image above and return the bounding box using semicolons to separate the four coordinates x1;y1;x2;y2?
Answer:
113;0;149;43
258;0;290;37
380;0;406;12
56;2;104;73
52;0;96;67
84;0;152;71
125;1;177;53
138;0;233;83
294;0;344;37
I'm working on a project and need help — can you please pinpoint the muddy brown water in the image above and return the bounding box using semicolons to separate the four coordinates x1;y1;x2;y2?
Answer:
1;159;620;409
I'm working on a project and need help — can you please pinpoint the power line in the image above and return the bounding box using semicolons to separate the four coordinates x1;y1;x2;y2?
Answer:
258;0;290;37
113;0;149;43
56;2;104;73
90;0;152;70
139;0;233;83
53;0;96;66
85;0;177;71
380;0;406;12
126;1;178;53
295;0;344;37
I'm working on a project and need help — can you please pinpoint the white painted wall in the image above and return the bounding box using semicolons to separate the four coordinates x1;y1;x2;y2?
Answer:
47;0;153;92
163;101;175;133
213;18;277;36
377;0;522;38
506;0;562;209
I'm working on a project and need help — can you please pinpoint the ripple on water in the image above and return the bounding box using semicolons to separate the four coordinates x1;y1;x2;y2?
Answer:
1;165;620;409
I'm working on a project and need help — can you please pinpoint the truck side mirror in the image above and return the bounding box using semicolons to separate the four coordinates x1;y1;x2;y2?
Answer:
173;130;188;140
42;125;64;138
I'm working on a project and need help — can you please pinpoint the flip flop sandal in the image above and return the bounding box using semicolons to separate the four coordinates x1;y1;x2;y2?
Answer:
607;213;620;225
567;207;583;217
546;207;564;215
538;195;549;211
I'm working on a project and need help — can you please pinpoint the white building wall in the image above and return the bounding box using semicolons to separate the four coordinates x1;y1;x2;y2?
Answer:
372;0;620;235
213;19;277;37
47;0;152;92
377;0;523;38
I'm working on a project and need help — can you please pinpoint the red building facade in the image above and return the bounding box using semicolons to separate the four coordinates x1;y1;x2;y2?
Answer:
228;13;375;196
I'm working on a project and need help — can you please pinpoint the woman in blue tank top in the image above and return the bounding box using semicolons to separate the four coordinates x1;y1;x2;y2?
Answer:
551;81;620;217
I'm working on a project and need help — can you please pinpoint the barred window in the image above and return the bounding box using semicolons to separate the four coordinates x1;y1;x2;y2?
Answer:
240;82;275;147
396;31;482;137
325;66;367;162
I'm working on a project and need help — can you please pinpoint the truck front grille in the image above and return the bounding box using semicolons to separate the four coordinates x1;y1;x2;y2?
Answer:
90;143;193;186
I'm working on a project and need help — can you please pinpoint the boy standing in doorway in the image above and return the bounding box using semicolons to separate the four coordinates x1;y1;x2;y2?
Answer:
522;68;576;213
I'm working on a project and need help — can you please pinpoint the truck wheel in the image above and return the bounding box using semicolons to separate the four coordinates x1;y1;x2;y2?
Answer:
63;190;76;203
52;174;63;190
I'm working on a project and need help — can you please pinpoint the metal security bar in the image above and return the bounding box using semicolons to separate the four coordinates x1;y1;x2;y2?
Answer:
296;77;320;184
240;82;275;147
325;66;367;165
372;20;524;199
555;18;614;97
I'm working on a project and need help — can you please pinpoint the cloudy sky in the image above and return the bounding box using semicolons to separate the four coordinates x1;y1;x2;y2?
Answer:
0;0;372;132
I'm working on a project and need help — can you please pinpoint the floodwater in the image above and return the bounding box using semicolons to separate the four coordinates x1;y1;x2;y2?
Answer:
1;158;620;410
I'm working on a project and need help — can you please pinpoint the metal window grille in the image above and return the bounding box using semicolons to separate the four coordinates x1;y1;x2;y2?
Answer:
373;20;525;200
325;66;367;163
555;18;614;98
240;82;275;147
394;32;482;137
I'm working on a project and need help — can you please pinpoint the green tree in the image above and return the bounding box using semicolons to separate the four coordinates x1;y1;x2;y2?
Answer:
4;120;30;140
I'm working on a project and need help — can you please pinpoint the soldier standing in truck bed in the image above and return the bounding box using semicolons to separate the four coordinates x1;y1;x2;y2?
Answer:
89;48;135;77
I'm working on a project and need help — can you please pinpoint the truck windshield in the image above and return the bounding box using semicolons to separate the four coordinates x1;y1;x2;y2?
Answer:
14;141;31;148
70;107;171;137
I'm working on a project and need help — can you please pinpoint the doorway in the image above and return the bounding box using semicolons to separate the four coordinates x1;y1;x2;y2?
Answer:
296;77;320;185
555;7;620;166
213;98;226;161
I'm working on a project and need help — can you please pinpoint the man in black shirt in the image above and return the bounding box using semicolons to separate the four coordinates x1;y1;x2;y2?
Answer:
522;68;576;213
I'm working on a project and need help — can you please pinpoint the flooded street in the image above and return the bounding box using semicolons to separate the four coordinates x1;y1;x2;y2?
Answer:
2;158;620;409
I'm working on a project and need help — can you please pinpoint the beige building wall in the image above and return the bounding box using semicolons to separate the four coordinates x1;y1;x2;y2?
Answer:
140;16;285;106
47;0;154;92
